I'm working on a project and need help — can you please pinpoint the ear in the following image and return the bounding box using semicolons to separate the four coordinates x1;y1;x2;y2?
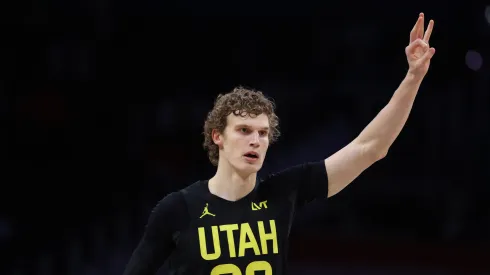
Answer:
212;129;223;147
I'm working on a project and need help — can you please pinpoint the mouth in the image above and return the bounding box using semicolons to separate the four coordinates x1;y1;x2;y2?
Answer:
243;151;259;160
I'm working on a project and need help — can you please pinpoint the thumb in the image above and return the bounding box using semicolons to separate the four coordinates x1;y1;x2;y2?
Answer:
405;38;428;55
421;47;436;62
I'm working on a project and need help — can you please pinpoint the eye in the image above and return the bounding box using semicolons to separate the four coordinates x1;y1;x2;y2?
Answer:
240;128;249;134
259;130;268;136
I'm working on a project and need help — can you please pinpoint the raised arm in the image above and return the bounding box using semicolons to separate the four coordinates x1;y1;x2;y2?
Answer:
325;13;435;197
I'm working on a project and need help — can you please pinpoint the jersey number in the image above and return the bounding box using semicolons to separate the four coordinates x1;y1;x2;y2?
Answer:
210;261;272;275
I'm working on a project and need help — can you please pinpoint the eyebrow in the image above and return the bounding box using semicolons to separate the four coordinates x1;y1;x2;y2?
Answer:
235;124;269;130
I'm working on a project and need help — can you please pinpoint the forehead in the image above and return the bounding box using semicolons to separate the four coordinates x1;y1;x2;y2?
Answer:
226;113;269;128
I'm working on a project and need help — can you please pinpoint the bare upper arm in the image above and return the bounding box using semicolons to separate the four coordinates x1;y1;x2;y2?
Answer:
324;140;383;197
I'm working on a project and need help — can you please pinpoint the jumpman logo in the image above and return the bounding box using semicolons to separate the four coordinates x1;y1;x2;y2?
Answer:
199;203;216;219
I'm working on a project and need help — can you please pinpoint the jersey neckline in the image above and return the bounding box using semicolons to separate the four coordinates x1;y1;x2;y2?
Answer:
199;180;259;205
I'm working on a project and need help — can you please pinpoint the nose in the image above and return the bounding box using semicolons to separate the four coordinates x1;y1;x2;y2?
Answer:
249;132;260;147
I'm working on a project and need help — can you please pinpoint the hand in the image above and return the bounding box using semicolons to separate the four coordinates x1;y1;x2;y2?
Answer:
405;13;435;79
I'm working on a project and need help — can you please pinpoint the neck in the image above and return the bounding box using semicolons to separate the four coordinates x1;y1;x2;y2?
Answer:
208;159;256;202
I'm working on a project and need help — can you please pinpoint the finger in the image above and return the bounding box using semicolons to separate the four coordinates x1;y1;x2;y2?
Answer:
410;14;423;43
423;19;434;43
420;47;436;62
417;13;425;40
406;38;429;54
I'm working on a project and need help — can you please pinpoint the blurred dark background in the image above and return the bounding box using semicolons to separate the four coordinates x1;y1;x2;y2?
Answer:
3;0;490;274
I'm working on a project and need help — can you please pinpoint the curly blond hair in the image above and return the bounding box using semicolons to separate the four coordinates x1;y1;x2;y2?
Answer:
203;86;280;166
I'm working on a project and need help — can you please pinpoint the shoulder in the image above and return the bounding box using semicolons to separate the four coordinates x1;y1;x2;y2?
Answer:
152;180;205;214
146;183;202;232
155;191;185;208
261;161;327;184
258;161;329;208
149;191;186;224
180;180;206;195
257;161;327;195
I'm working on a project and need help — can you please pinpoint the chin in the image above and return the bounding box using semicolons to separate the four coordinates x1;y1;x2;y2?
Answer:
235;161;262;175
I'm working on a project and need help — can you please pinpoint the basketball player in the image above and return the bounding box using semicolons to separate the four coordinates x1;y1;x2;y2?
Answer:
123;13;435;275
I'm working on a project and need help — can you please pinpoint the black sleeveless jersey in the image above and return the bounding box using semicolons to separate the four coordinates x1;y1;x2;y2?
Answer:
123;161;329;275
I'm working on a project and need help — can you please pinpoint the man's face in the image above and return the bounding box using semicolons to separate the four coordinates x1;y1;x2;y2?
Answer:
213;113;270;175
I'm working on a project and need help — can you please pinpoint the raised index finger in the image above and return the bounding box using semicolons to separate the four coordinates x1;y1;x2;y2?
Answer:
410;14;424;43
423;19;434;43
